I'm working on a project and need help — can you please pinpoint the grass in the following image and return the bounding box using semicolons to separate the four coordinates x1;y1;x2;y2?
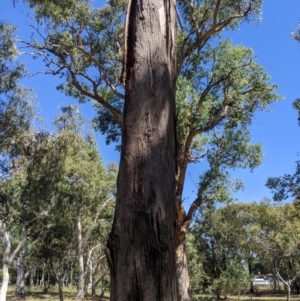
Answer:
4;285;109;301
193;287;300;301
5;285;300;301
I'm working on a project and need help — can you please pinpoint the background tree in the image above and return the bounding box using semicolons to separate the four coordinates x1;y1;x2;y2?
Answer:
0;103;116;300
188;200;300;300
0;21;36;301
210;260;250;299
25;106;116;301
250;201;300;301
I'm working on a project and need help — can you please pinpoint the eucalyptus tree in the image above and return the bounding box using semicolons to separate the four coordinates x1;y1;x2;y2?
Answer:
16;0;281;299
185;230;207;294
189;202;250;295
0;22;35;172
249;201;300;301
0;21;36;301
22;106;117;301
188;201;277;296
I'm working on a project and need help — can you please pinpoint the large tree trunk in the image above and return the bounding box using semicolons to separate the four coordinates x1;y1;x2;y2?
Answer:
107;0;177;298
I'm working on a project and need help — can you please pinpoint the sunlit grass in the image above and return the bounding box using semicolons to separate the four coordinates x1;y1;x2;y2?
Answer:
5;285;109;301
5;285;300;301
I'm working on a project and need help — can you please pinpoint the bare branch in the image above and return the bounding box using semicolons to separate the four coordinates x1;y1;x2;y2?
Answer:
75;46;125;100
82;197;114;250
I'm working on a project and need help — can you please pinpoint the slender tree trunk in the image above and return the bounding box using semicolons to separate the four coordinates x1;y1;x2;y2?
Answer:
107;0;177;298
50;258;65;301
100;274;105;297
248;257;254;293
43;270;51;293
40;263;45;287
174;197;192;301
0;242;10;301
58;280;64;301
16;241;26;297
276;270;291;301
0;223;27;301
176;242;191;301
29;264;36;291
77;212;85;299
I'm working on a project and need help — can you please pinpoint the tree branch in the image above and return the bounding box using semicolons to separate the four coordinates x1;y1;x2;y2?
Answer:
8;226;27;264
81;197;114;251
75;46;125;100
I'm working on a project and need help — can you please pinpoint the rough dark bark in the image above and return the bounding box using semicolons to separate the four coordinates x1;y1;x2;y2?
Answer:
107;0;177;298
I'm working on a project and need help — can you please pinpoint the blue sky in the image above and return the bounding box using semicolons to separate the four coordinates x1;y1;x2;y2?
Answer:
2;0;300;208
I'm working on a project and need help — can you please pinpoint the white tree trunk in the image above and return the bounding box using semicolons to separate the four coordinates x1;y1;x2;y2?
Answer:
16;242;26;296
0;245;10;301
77;212;85;300
0;223;27;301
276;270;291;301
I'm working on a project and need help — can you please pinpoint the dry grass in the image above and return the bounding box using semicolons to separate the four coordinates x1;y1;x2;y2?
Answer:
195;288;300;301
5;286;300;301
4;286;109;301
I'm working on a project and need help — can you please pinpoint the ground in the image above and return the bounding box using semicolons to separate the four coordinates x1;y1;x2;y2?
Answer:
4;286;300;301
4;286;109;301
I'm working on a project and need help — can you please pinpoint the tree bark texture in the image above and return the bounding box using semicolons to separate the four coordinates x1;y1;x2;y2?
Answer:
107;0;177;298
176;242;191;301
175;198;192;301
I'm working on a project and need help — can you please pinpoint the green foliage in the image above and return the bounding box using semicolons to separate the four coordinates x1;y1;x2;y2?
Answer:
24;0;126;145
18;0;280;150
210;261;250;298
0;105;117;296
176;39;280;208
186;230;208;293
266;160;300;201
0;22;35;170
15;1;282;226
188;200;300;296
